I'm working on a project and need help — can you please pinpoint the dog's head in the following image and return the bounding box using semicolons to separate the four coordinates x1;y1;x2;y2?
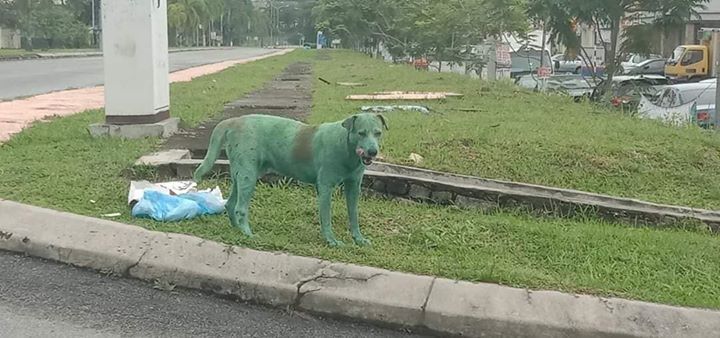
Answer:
342;113;388;166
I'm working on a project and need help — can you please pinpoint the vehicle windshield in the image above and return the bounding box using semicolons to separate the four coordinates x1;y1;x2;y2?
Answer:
669;47;686;63
511;49;552;71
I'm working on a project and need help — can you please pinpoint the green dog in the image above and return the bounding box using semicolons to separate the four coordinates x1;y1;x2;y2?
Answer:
194;113;388;247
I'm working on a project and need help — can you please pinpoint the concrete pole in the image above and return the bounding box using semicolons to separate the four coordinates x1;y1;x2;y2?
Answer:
268;0;273;47
487;37;497;81
540;19;547;71
91;0;96;47
89;0;178;139
713;31;720;120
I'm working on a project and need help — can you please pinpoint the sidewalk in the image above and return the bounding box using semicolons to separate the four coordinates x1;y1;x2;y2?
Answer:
0;198;718;338
0;48;293;143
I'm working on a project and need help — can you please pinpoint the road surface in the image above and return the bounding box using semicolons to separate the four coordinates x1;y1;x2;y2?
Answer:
0;48;276;101
0;250;424;338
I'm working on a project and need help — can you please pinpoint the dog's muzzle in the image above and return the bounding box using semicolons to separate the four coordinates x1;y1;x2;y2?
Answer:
356;148;375;166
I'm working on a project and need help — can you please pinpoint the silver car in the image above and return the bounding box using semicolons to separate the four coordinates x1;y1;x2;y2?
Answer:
654;82;716;108
552;54;584;73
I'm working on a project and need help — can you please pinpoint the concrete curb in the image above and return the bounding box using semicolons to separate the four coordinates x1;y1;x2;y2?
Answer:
0;47;247;62
1;199;719;337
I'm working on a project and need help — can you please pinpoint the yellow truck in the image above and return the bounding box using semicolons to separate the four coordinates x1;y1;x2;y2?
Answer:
665;29;720;83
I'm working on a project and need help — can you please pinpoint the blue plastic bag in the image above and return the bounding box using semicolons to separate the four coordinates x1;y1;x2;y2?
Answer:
178;191;226;214
131;189;225;222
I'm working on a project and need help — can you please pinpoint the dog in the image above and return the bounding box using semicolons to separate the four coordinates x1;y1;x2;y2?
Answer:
193;113;388;247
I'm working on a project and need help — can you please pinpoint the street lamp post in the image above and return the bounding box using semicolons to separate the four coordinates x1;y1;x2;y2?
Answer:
267;0;273;47
91;0;97;47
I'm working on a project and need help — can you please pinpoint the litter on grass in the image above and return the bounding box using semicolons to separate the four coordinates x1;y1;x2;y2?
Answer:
360;105;431;114
337;82;367;87
408;153;424;164
346;91;463;101
128;180;226;222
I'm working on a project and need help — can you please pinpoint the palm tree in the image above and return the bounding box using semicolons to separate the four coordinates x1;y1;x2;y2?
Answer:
167;0;209;46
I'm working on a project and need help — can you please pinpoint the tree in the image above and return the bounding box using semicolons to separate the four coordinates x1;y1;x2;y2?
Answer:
168;0;267;47
284;0;316;45
313;0;528;66
31;3;89;48
1;0;90;50
528;0;709;89
221;0;265;46
0;0;19;29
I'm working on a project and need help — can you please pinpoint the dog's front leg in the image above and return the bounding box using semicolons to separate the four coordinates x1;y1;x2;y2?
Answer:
317;184;343;247
344;179;371;246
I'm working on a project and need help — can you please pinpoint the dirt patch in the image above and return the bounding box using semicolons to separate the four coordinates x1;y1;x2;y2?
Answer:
163;62;313;159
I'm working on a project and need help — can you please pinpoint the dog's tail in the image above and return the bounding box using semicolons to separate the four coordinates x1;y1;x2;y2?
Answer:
193;123;227;182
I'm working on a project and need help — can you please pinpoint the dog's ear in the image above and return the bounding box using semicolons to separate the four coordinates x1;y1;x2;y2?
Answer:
376;114;389;130
342;115;358;131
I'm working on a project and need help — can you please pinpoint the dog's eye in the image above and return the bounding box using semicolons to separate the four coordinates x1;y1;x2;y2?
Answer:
374;132;382;137
359;131;368;137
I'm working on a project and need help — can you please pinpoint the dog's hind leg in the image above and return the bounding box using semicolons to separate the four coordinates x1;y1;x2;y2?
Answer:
225;180;240;228
230;166;258;238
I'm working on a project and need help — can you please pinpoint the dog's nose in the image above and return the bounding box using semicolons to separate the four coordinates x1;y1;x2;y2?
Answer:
367;149;378;157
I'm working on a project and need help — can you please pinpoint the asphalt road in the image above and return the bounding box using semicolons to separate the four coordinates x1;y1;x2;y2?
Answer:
0;48;275;100
0;251;425;338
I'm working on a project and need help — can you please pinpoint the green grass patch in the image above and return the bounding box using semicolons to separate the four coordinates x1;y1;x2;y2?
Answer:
0;49;34;57
2;49;720;310
135;180;720;310
0;48;98;57
0;50;311;212
311;50;720;210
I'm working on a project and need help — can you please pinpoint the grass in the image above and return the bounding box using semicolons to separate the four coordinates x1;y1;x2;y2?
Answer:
311;50;720;210
1;49;720;310
0;50;311;213
135;181;720;310
0;48;98;57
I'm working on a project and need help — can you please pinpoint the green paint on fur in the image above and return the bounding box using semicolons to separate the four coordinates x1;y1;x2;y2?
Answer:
194;113;388;247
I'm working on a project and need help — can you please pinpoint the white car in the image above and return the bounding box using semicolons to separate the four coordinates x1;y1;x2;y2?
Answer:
621;53;663;72
654;82;716;108
638;82;716;126
551;54;584;73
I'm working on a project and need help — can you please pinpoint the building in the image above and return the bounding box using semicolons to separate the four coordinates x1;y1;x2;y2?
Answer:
682;0;720;44
0;26;21;49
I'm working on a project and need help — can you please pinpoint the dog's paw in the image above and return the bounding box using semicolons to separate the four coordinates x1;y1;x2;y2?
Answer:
326;238;345;248
353;236;372;247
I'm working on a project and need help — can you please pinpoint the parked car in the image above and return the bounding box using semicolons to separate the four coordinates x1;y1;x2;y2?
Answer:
653;82;716;109
624;58;667;76
639;82;717;127
510;47;553;79
516;73;601;101
620;53;663;72
692;99;717;129
591;74;671;108
551;54;584;73
579;64;607;77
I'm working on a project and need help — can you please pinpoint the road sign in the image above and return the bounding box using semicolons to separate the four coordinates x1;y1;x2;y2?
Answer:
496;44;511;68
538;66;551;78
